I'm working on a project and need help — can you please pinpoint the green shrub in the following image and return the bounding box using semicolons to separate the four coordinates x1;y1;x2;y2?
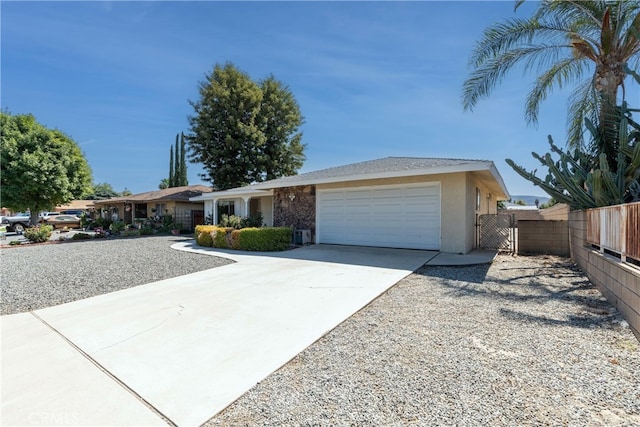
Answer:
237;227;291;251
194;225;292;251
93;217;112;230
195;225;217;246
213;227;234;248
140;224;154;235
23;225;53;243
230;229;241;249
9;240;21;245
121;229;140;237
241;213;263;228
220;214;243;229
72;232;92;240
109;221;126;234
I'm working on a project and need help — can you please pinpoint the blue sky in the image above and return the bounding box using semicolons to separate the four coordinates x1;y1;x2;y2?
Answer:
3;1;636;198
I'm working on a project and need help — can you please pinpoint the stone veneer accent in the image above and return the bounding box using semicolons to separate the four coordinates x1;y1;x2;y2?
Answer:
273;186;316;241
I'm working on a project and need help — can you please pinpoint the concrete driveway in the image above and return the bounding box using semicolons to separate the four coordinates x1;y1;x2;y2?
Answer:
2;244;436;427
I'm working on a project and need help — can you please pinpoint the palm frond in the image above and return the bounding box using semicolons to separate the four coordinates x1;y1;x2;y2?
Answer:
526;58;590;125
464;45;578;113
567;80;599;150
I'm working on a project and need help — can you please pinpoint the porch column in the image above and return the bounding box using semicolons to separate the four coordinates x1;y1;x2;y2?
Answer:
241;196;251;218
212;199;218;225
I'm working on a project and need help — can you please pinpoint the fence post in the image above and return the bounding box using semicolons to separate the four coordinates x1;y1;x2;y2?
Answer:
621;204;627;263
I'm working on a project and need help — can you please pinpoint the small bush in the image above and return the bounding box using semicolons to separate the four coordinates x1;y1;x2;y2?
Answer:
229;229;241;249
9;240;21;245
213;227;234;248
93;217;112;230
72;232;92;240
23;225;53;243
241;213;263;228
121;229;140;237
237;227;291;251
194;225;292;251
195;225;217;246
219;214;243;229
140;224;154;235
109;221;126;234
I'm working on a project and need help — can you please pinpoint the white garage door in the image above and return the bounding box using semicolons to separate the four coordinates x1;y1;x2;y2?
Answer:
317;182;440;250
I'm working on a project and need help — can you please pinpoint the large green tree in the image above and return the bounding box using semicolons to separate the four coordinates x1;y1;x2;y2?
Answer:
187;63;305;190
85;182;121;200
463;0;640;162
1;112;92;224
257;75;305;181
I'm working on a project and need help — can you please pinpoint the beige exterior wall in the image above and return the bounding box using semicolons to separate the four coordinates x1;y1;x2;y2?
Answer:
569;210;640;341
259;196;274;226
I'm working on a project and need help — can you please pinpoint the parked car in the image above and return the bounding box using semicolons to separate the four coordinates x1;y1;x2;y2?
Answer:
39;212;61;222
44;215;82;230
60;209;85;217
1;213;32;234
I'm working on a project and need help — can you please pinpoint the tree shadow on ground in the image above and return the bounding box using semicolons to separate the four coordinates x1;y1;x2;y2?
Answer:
414;257;624;331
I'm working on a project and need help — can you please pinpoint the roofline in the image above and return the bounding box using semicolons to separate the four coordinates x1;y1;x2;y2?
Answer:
488;162;510;200
190;188;274;201
250;161;505;190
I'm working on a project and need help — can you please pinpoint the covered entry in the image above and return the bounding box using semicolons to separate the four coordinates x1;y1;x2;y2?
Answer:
317;182;441;250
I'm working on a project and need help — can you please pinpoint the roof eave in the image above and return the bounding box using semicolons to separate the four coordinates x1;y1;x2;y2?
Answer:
190;188;274;201
250;162;497;189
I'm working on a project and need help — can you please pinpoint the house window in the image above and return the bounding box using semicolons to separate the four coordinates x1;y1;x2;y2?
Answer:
217;200;235;223
154;203;167;217
134;204;148;219
476;187;481;211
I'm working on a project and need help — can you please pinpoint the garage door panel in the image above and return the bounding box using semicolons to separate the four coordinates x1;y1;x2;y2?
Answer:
318;183;440;250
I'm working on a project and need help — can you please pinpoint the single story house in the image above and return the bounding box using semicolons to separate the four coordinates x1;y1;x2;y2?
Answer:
93;185;212;230
54;200;96;215
191;157;509;254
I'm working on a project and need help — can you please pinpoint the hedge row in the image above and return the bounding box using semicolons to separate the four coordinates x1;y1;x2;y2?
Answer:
195;225;291;251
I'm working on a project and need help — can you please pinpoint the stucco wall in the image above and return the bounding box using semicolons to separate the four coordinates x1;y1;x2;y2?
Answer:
569;210;640;341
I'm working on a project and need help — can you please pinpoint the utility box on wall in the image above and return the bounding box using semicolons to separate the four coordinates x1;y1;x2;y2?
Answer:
294;229;311;245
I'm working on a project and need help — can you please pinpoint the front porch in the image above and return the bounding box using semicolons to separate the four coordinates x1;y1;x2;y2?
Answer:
191;188;274;226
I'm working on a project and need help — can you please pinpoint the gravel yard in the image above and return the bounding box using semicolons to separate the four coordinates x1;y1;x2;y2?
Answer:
0;235;232;315
1;238;638;426
207;255;640;427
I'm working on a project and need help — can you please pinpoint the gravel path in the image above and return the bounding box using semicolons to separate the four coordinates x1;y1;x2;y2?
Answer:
0;235;232;315
207;255;640;427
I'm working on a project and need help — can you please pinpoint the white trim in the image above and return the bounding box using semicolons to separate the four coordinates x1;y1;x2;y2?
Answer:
190;189;273;202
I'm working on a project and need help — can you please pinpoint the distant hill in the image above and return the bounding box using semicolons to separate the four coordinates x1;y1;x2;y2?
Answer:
510;195;550;206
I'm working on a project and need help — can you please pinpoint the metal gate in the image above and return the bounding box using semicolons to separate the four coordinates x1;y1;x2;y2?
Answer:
476;213;515;252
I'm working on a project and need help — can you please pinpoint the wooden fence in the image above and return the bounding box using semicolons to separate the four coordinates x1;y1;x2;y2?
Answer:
586;201;640;264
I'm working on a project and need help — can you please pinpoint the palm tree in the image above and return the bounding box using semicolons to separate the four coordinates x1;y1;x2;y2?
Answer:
463;0;640;166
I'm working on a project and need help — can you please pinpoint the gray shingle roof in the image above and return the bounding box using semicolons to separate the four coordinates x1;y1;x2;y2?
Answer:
250;157;492;189
93;185;212;204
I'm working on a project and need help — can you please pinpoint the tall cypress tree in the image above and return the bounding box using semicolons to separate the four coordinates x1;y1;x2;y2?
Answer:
168;145;175;188
179;132;188;186
166;133;188;188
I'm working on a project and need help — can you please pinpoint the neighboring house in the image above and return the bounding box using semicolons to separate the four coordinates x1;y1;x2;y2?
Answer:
54;200;96;215
93;185;212;230
190;157;509;254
